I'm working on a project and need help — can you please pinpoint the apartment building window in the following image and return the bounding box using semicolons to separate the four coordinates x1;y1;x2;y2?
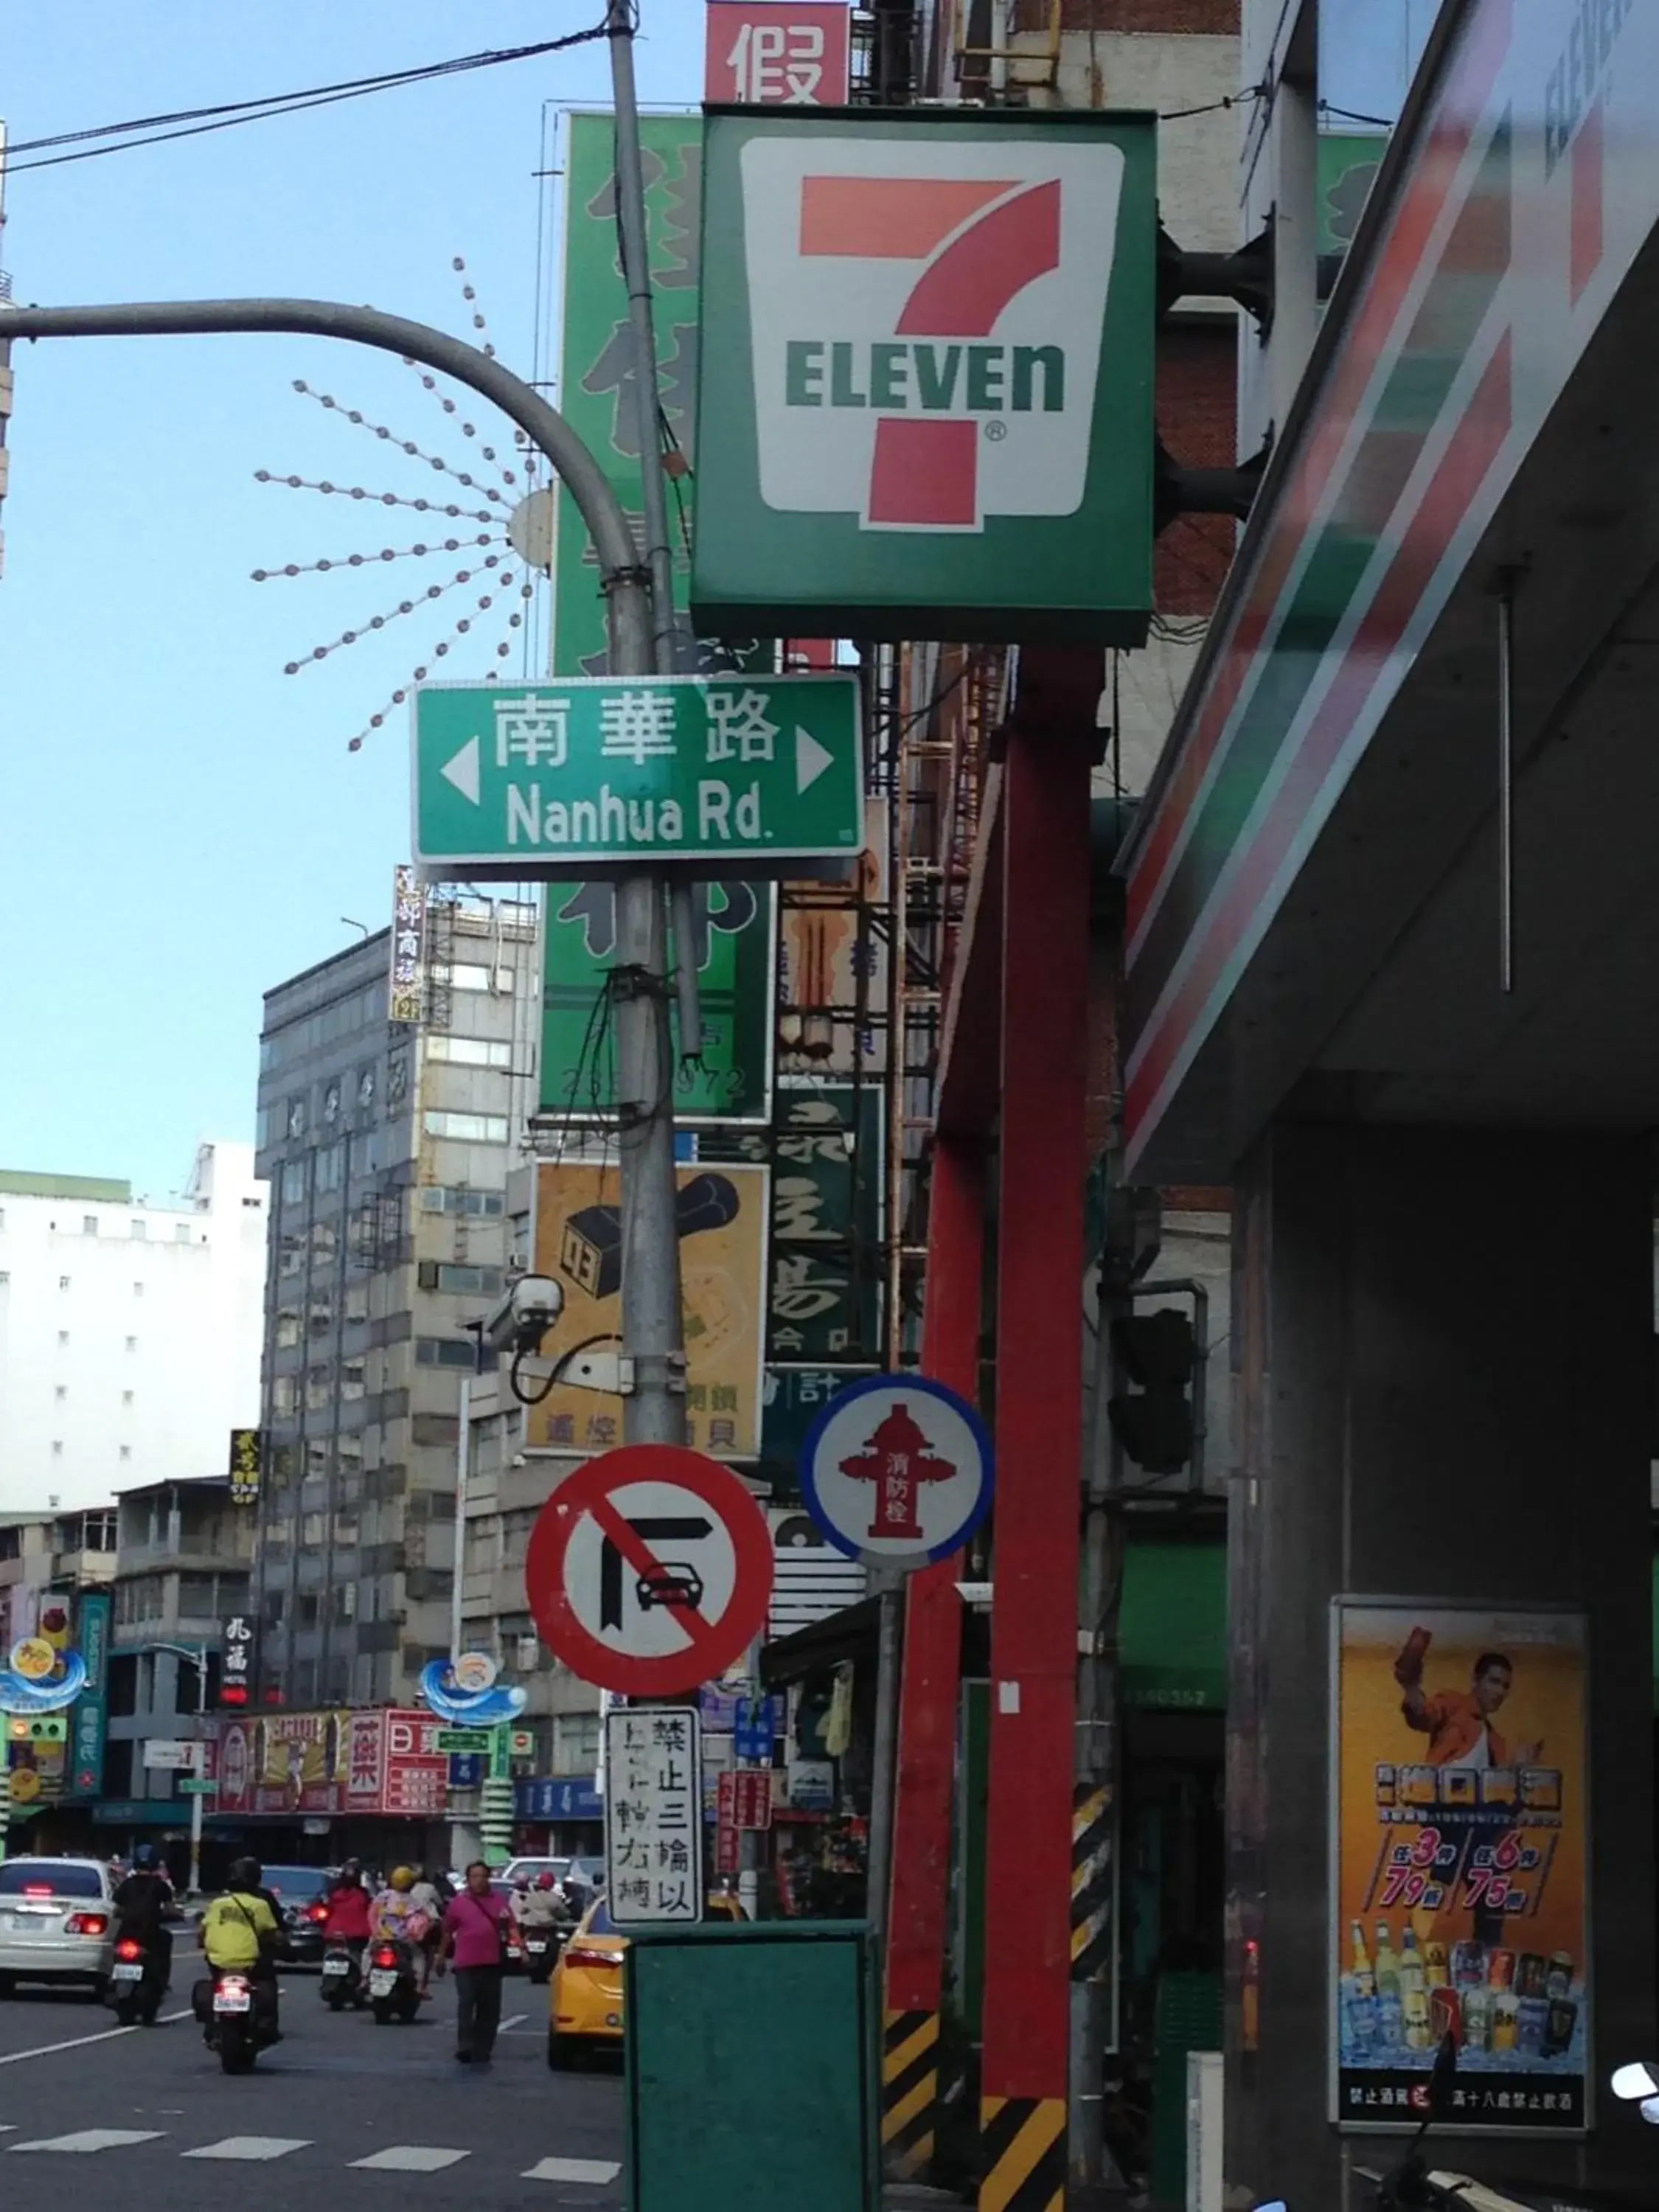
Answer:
425;1036;513;1069
58;1330;70;1348
281;1159;307;1206
418;1186;504;1217
275;1307;300;1350
51;1440;63;1456
125;1334;136;1352
133;1281;145;1297
305;1363;333;1411
119;1444;131;1461
54;1385;66;1402
415;1337;487;1369
417;1262;505;1297
122;1390;133;1407
422;1110;509;1144
554;1714;601;1770
83;1217;98;1237
271;1374;298;1416
174;1222;192;1243
130;1218;147;1239
84;1510;116;1550
58;1275;71;1291
341;1358;366;1400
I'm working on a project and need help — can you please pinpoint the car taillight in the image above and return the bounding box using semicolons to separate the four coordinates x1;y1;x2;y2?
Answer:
372;1946;399;1969
21;1883;51;1898
114;1937;144;1961
66;1913;108;1935
307;1902;329;1922
562;1944;616;1970
218;1973;250;1992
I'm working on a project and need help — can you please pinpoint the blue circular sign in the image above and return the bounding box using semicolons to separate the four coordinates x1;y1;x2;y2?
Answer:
799;1373;994;1566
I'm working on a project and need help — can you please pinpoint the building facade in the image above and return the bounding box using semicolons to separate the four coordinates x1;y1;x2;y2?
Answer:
250;894;540;1711
0;1146;268;1515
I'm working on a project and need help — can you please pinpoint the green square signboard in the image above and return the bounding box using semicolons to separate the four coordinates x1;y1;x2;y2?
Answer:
692;108;1157;646
540;877;775;1124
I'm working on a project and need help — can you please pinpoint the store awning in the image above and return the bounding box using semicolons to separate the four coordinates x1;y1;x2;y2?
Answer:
1119;1541;1226;1712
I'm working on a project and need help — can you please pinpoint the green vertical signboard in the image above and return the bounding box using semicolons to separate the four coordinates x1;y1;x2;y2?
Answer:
702;1085;883;1356
540;878;775;1124
553;109;703;680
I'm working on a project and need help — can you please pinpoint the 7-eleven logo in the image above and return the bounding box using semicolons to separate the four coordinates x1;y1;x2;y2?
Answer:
740;136;1125;533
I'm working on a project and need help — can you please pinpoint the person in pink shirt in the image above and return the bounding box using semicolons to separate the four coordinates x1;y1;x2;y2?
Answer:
437;1860;510;2063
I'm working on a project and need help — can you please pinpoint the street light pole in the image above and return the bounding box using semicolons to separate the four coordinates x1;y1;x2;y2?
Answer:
0;295;688;1450
147;1641;210;1896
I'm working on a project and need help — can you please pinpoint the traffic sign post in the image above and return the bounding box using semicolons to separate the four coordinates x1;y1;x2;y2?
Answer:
411;673;863;872
436;1727;493;1754
524;1444;775;1697
178;1776;217;1796
799;1373;995;1566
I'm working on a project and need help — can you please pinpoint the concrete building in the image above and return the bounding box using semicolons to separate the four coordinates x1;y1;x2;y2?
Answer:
105;1475;252;1819
250;891;540;1711
0;1147;268;1515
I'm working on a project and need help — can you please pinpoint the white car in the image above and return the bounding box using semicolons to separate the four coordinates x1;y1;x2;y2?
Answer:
0;1857;118;1996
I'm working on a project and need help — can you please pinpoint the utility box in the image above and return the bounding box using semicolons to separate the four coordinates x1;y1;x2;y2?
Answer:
623;1920;879;2212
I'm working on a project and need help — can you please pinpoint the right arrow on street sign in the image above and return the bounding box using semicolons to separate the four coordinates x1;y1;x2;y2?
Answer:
796;724;834;793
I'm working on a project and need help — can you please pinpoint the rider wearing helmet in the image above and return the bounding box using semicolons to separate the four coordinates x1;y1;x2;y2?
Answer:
113;1842;175;1994
371;1863;420;1944
200;1857;287;2036
516;1870;563;1932
324;1857;373;1949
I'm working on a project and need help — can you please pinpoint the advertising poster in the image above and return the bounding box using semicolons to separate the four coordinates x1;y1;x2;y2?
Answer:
540;877;774;1125
66;1590;111;1798
1332;1601;1589;2132
529;1160;768;1458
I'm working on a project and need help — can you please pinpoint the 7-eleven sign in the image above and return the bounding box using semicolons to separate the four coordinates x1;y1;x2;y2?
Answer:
693;111;1157;645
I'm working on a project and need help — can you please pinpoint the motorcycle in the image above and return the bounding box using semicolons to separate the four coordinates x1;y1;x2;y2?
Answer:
108;1932;166;2027
521;1925;560;1985
320;1939;366;2011
202;1966;280;2075
366;1937;422;2025
1256;2039;1638;2212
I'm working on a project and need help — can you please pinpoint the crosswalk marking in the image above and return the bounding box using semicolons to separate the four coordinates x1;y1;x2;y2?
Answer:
184;2137;313;2162
10;2129;167;2154
351;2146;470;2173
524;2157;622;2185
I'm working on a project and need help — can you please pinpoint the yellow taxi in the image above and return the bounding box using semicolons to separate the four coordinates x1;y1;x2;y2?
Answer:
546;1889;745;2067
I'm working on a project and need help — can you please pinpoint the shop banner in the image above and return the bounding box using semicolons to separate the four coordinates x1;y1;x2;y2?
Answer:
1332;1601;1588;2132
215;1708;448;1818
66;1590;111;1799
552;111;703;678
529;1159;768;1458
540;877;774;1125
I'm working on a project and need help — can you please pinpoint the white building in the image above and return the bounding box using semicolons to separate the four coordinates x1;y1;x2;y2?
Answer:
0;1141;269;1514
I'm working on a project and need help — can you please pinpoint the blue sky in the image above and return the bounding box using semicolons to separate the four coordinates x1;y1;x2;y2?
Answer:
0;3;701;1202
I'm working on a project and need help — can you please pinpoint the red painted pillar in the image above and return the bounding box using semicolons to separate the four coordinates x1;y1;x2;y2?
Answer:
881;1139;985;2175
980;726;1091;2212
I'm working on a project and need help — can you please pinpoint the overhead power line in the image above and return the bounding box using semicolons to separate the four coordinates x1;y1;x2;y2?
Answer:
1;23;609;179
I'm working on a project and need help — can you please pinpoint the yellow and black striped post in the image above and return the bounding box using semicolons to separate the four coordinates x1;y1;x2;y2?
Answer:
1070;1781;1113;1981
978;2095;1066;2212
881;2007;940;2179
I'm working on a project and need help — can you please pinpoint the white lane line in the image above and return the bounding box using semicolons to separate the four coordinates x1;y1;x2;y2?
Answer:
523;2158;622;2185
0;2007;191;2067
351;2147;470;2173
184;2138;313;2161
498;2012;527;2032
0;2126;16;2134
10;2129;167;2154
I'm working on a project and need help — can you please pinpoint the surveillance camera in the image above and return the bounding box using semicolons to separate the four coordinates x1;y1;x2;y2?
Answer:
484;1273;565;1357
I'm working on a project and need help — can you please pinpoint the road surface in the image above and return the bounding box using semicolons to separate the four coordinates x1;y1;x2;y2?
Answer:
0;1947;624;2212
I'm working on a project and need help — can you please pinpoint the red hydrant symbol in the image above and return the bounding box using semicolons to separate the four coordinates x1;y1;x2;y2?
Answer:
838;1402;956;1541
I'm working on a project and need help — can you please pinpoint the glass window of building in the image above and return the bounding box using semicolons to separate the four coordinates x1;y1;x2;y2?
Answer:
276;1307;301;1350
281;1159;307;1207
422;1110;509;1144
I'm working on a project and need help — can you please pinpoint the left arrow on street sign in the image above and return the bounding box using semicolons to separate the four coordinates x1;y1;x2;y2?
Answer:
796;724;833;795
442;734;481;804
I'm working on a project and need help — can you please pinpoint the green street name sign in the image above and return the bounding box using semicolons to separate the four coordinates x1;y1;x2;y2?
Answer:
413;675;863;872
178;1776;218;1795
436;1727;493;1753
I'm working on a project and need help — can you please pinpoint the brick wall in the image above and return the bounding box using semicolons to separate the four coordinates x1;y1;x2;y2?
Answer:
1017;0;1240;32
1155;319;1237;616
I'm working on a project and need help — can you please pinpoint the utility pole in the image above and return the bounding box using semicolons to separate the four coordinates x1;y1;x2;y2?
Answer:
149;1641;211;1896
0;294;686;1449
605;0;691;1448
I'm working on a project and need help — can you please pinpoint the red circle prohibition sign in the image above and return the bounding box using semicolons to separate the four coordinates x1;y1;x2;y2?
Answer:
524;1443;774;1697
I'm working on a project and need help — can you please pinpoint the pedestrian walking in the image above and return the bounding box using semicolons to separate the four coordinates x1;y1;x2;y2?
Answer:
436;1860;510;2064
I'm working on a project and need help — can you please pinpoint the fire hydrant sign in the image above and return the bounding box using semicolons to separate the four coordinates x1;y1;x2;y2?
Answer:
692;108;1156;644
525;1444;775;1696
411;674;862;872
605;1706;705;1925
799;1373;993;1566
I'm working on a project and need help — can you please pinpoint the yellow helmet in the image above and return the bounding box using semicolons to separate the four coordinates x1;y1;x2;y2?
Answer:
390;1865;415;1892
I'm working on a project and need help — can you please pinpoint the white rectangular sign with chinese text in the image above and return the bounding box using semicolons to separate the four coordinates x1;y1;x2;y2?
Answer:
604;1707;706;1924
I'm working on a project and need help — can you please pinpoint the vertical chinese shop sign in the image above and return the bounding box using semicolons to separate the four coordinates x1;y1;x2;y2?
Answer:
553;110;703;679
1331;1601;1588;2132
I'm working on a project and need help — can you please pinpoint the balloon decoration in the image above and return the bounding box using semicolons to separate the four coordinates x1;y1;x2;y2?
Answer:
418;1658;527;1726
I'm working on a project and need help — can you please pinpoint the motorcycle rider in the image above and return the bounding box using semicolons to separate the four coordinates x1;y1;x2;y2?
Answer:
371;1863;422;1944
408;1867;445;1997
200;1856;285;2040
323;1858;373;1971
112;1843;175;2002
518;1871;563;1930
